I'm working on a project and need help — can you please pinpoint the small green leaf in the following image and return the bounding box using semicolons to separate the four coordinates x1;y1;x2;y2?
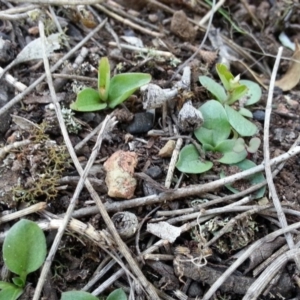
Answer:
233;138;245;152
11;278;24;288
247;137;261;153
98;57;110;101
108;73;151;108
233;160;266;199
199;76;227;103
225;105;257;137
0;282;23;300
195;100;231;147
238;107;253;118
176;144;213;174
227;85;248;104
107;288;127;300
215;139;236;153
61;291;98;300
240;80;262;106
202;143;215;152
216;63;234;91
215;139;247;164
3;220;46;283
70;88;107;112
218;150;247;164
0;282;16;290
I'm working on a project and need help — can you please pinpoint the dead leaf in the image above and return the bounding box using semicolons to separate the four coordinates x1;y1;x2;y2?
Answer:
147;222;182;243
275;41;300;91
11;115;40;130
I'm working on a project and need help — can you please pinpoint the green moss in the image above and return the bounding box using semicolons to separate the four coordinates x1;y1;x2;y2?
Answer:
12;124;70;203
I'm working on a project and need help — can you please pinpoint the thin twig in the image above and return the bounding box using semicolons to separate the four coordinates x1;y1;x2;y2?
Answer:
10;0;104;4
0;4;39;14
69;145;300;219
165;138;182;189
74;121;104;152
244;247;300;299
52;73;97;82
201;221;300;300
198;0;225;26
48;5;70;49
204;205;272;248
53;46;90;92
33;21;116;300
0;66;27;92
82;258;116;292
108;41;175;58
0;202;47;224
0;140;31;160
95;3;164;37
135;207;160;260
167;0;216;84
263;46;300;270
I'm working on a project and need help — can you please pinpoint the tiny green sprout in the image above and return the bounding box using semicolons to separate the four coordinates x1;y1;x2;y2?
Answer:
222;159;266;199
199;63;261;137
233;137;261;154
199;63;261;106
61;288;127;300
0;219;47;300
70;57;151;112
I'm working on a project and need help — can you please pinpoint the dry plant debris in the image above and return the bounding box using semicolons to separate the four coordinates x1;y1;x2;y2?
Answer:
0;0;300;299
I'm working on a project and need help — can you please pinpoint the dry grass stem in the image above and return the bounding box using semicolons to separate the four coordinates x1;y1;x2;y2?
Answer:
0;202;47;224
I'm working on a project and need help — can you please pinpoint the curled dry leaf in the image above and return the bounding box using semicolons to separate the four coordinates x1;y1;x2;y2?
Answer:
140;84;177;109
275;41;300;91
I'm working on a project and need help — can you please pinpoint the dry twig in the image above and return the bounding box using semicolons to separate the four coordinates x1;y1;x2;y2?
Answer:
33;21;118;300
263;46;300;271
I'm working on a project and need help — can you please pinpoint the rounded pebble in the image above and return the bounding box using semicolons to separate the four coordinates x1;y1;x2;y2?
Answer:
253;110;265;122
145;166;163;179
125;112;154;134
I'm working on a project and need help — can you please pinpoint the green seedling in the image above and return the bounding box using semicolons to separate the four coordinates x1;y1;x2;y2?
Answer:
70;57;151;112
176;64;265;197
199;63;261;136
176;100;249;173
221;159;266;199
204;0;246;34
0;219;47;300
61;288;127;300
0;219;127;300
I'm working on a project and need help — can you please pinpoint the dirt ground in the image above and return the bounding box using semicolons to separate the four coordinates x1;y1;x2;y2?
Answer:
1;0;300;299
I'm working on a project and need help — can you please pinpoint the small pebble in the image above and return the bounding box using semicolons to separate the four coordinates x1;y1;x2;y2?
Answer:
145;166;162;179
148;14;158;23
188;281;204;298
143;181;159;196
159;140;176;157
252;110;265;122
125;112;154;134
